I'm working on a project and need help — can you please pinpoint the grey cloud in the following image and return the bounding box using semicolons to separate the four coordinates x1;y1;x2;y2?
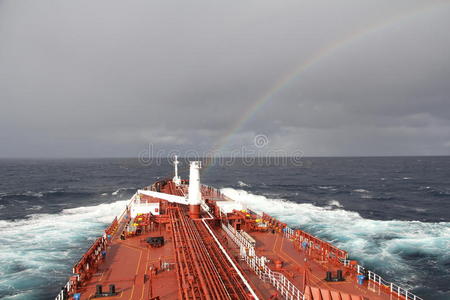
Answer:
0;0;449;157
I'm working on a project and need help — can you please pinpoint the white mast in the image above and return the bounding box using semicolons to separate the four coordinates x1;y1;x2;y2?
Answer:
188;161;202;218
188;161;202;204
173;155;181;186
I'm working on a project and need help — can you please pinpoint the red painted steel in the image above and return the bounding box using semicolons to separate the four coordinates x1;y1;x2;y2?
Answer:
58;179;420;300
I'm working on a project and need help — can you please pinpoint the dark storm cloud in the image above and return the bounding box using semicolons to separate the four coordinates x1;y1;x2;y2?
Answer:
0;0;449;157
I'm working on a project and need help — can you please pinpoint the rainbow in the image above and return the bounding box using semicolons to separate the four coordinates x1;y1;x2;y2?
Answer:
208;2;447;156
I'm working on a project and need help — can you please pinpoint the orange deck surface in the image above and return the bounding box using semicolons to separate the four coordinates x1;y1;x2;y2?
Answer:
75;222;402;300
71;177;406;300
77;230;178;300
249;230;400;300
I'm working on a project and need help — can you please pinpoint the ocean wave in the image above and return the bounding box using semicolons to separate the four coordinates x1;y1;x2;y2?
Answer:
318;186;338;192
421;186;450;197
220;188;450;291
352;189;369;193
22;191;44;198
327;200;344;208
0;190;58;199
318;186;333;190
419;186;431;190
0;200;128;299
237;181;250;187
111;187;135;196
48;188;64;193
26;205;43;211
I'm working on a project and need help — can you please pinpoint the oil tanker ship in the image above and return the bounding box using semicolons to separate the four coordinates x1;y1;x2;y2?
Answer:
55;157;423;300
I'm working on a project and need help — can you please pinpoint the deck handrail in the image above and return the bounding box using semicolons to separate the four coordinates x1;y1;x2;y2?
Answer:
283;226;347;260
222;223;305;300
284;225;424;300
343;260;424;300
54;280;71;300
55;194;135;300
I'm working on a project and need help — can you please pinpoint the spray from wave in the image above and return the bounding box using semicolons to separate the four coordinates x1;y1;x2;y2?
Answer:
111;187;135;196
221;188;450;296
237;181;251;187
0;200;127;300
326;199;344;208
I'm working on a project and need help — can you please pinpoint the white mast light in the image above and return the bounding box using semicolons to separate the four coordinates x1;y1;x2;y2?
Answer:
173;155;181;186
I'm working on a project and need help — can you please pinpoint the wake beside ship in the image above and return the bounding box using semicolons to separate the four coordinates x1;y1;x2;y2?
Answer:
55;157;424;300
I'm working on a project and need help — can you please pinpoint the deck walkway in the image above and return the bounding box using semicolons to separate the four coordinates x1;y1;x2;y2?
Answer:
250;230;399;300
77;230;178;300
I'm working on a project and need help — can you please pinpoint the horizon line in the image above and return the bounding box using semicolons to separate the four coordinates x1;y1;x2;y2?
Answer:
0;154;449;160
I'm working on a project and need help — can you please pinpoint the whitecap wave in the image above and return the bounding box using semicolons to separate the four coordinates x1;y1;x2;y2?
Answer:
327;199;344;208
353;188;369;193
237;181;250;187
220;188;450;290
26;205;43;211
318;186;337;192
21;191;44;198
318;186;333;190
111;187;134;196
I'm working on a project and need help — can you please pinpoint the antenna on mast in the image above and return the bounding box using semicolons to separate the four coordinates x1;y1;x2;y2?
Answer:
173;155;181;186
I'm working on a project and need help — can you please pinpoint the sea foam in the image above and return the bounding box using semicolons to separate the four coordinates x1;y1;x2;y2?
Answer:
0;200;127;299
221;188;450;291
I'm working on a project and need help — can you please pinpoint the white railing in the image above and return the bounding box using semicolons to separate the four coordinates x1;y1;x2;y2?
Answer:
284;226;295;239
117;193;136;222
222;223;305;300
285;225;424;300
243;253;303;300
55;194;135;300
222;223;254;250
340;260;424;300
54;280;71;300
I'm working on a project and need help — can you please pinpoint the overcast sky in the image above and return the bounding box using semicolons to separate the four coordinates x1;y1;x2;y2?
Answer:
1;0;449;157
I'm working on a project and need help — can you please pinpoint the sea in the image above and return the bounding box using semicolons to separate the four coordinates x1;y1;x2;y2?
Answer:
0;157;449;299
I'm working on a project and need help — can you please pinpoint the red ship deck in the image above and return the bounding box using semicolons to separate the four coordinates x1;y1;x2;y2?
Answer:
76;228;178;299
248;231;396;300
58;177;422;300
